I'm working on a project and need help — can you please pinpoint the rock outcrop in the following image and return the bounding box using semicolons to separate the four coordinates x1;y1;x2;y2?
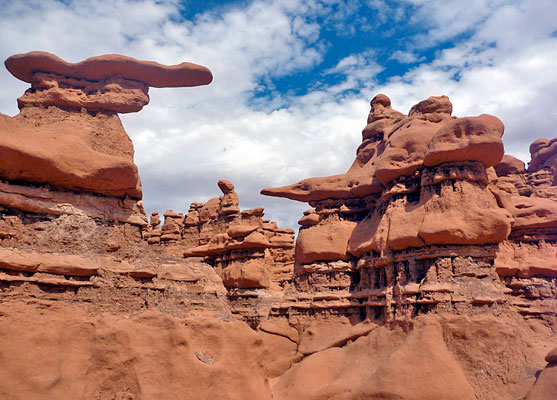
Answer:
1;50;556;400
262;94;556;325
0;51;212;222
143;180;295;322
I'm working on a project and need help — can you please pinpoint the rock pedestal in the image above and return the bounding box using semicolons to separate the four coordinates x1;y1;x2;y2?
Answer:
262;94;557;322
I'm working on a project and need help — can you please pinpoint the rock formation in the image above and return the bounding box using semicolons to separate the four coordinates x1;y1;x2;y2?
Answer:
1;51;556;400
262;94;556;325
0;51;212;224
144;180;295;291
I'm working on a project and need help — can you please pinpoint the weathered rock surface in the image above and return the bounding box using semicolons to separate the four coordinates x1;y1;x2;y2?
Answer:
0;51;212;202
144;181;295;294
6;51;213;89
261;94;557;392
524;347;557;400
1;63;556;400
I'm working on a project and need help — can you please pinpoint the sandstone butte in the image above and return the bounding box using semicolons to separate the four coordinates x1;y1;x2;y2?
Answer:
0;52;556;400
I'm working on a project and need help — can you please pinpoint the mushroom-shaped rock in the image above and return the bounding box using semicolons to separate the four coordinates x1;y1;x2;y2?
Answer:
5;51;213;88
262;95;403;202
150;212;161;227
0;51;213;199
217;180;240;215
217;179;235;193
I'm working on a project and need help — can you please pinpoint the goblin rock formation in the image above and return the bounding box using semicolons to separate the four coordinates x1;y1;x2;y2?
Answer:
0;51;212;224
143;180;295;292
1;50;556;400
262;95;556;326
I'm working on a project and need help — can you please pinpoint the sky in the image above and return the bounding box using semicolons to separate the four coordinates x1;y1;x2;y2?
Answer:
0;0;556;229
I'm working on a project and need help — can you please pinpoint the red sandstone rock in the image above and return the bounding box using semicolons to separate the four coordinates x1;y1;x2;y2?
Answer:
524;364;557;400
546;347;557;363
528;137;557;172
418;180;512;245
272;319;476;400
0;111;142;198
408;95;453;120
17;71;150;113
222;259;270;288
298;209;320;226
5;51;213;88
0;302;270;400
217;179;240;215
1;81;556;400
295;219;356;264
150;212;161;227
494;154;526;176
227;224;259;238
0;51;213;202
424;114;505;168
198;197;220;223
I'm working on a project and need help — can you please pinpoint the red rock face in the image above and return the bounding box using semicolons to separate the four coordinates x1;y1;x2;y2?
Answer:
1;54;557;400
0;51;213;201
5;51;213;88
144;180;295;295
262;93;556;346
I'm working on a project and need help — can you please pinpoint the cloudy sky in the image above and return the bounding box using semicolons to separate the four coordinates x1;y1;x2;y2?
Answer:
1;0;556;229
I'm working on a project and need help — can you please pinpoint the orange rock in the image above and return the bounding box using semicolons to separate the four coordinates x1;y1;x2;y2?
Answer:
217;179;240;215
226;224;259;238
510;196;557;231
222;259;270;288
272;319;476;400
347;207;389;257
198;197;220;223
295;220;356;264
528;137;557;173
0;111;142;198
494;154;526;176
150;212;161;227
546;347;557;363
424;114;505;168
0;51;213;200
524;364;557;400
17;71;150;113
298;210;320;226
408;95;453;120
374;117;439;185
418;181;512;245
5;51;213;88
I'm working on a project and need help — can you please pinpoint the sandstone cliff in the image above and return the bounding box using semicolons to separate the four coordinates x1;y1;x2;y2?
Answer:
0;52;555;400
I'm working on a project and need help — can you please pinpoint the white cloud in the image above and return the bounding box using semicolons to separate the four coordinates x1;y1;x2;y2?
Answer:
389;50;424;64
0;0;556;231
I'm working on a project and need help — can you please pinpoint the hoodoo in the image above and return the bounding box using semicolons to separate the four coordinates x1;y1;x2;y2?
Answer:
0;51;556;400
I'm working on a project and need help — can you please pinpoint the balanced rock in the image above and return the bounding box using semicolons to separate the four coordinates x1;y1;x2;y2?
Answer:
0;51;212;201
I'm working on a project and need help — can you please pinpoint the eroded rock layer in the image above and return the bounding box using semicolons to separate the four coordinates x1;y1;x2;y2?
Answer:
1;53;556;400
0;51;212;204
262;94;556;326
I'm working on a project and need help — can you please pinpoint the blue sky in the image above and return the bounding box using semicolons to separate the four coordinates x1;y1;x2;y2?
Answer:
1;0;556;229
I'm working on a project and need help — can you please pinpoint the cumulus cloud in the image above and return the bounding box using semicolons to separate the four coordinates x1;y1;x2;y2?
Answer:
0;0;556;230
